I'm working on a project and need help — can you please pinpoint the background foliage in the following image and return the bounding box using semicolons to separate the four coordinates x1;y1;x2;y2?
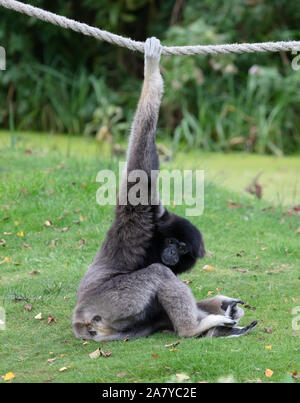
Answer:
1;0;300;154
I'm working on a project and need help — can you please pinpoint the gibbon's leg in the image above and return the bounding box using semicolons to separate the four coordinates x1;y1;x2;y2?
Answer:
77;264;236;342
197;295;258;338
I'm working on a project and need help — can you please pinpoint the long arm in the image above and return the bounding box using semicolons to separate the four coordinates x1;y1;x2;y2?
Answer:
119;38;164;206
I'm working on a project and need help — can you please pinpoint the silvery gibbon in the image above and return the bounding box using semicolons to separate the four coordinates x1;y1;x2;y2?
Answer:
72;38;257;341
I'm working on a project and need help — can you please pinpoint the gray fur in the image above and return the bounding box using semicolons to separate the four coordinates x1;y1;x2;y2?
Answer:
72;38;257;341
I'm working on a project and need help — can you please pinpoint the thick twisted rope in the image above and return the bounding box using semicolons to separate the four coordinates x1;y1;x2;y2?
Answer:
1;0;300;56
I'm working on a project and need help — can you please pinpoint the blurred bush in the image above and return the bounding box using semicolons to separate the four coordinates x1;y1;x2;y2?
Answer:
0;0;299;154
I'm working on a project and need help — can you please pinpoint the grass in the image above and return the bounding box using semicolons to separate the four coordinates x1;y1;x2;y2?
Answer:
0;131;299;383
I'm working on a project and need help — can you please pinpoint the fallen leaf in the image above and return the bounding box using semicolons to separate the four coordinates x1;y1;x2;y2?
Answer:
165;341;180;348
85;349;94;358
203;265;216;272
61;227;70;232
44;220;53;227
29;270;40;275
264;327;273;334
265;368;273;377
1;216;10;221
283;205;300;216
244;304;256;310
232;266;248;273
290;371;300;380
24;304;32;311
59;366;70;372
47;315;57;324
47;358;57;363
117;372;127;378
89;348;111;359
23;243;32;249
2;372;15;381
0;239;6;247
176;374;190;381
152;354;159;358
20;188;29;195
265;345;272;350
227;201;243;208
182;279;192;284
34;312;42;320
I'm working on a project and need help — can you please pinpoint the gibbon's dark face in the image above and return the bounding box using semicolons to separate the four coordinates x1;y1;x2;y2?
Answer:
157;211;205;274
161;238;189;266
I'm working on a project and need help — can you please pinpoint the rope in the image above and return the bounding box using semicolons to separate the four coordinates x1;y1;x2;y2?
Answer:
1;0;300;56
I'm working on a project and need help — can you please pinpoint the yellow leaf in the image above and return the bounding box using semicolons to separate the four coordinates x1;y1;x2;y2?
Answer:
203;265;216;272
4;257;12;262
17;232;24;237
3;372;15;381
265;345;272;350
59;366;70;372
265;368;273;377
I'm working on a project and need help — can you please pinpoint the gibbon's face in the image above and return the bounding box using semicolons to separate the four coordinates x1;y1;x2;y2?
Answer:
161;237;189;266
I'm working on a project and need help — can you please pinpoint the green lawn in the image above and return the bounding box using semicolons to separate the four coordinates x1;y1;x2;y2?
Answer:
0;131;299;383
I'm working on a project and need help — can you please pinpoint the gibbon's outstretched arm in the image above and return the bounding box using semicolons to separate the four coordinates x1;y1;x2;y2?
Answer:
119;38;163;206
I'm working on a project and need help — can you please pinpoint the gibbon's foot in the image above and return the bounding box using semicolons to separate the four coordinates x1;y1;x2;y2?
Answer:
224;300;245;321
87;325;97;337
207;320;258;338
86;315;103;337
